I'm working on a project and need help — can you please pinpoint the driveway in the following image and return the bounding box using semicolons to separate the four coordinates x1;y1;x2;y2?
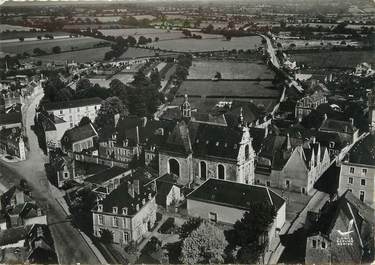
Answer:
0;92;100;264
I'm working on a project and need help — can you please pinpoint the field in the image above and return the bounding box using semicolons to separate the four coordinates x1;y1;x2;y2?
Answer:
145;36;263;52
177;80;279;98
188;60;275;79
100;28;185;41
0;31;67;40
289;50;375;69
0;36;111;56
171;96;278;113
0;24;39;32
23;47;112;64
118;47;179;59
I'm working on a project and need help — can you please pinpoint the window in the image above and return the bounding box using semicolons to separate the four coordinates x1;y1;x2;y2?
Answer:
217;164;225;180
362;168;367;175
200;161;207;180
169;159;180;177
77;107;80;112
329;141;335;148
360;191;365;202
245;145;249;160
69;108;72;113
255;179;260;184
98;215;104;225
209;212;217;223
59;110;63;115
348;189;352;193
64;172;69;179
113;216;119;227
266;181;270;187
123;232;129;243
321;241;326;249
69;115;72;121
301;187;306;194
70;122;73;128
285;180;290;189
361;179;366;186
312;239;316;248
350;167;355;174
348;177;353;184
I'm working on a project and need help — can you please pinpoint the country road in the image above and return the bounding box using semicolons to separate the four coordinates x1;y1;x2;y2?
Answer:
0;92;101;264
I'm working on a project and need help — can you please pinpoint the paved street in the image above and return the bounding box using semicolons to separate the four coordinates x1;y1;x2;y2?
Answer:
0;92;100;264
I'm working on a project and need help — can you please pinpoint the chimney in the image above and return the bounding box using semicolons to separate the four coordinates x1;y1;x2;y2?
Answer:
311;136;316;144
135;204;140;211
134;179;140;195
349;118;354;126
142;117;147;127
128;181;134;198
286;133;291;150
142;198;146;205
344;126;348;133
136;126;140;145
323;113;328;121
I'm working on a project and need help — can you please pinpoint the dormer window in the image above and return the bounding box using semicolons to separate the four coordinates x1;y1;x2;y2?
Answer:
148;193;152;200
112;206;118;214
98;204;103;212
136;204;140;211
216;142;219;146
142;198;146;205
122;207;128;215
329;141;335;148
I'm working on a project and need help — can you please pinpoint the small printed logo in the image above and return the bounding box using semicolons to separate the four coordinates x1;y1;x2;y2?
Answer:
336;219;354;246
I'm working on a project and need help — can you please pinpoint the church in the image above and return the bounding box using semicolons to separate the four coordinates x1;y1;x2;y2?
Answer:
157;95;256;187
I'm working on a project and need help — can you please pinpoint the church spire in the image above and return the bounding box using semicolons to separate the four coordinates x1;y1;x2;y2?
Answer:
180;94;191;119
238;107;244;128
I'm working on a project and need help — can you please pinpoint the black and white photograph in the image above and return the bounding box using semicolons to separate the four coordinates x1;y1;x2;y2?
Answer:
0;0;374;264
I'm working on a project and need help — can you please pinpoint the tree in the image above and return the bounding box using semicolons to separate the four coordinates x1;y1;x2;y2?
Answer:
100;229;113;244
138;35;148;45
33;48;46;56
204;24;214;33
228;203;276;264
52;46;61;54
214;72;222;80
126;36;137;47
182;29;192;37
178;217;203;240
19;37;24;42
79;116;91;126
76;78;92;91
37;35;42;40
43;73;66;102
95;96;128;130
154;37;159;42
180;221;227;264
70;188;97;233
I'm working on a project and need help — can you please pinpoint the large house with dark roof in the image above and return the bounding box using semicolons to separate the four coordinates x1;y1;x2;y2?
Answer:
0;112;22;129
41;97;102;128
187;178;286;251
338;134;375;208
305;191;374;264
92;177;157;245
0;127;26;160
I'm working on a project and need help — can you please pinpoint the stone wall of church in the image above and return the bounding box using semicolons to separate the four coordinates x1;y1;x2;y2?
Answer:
159;152;193;185
192;158;237;184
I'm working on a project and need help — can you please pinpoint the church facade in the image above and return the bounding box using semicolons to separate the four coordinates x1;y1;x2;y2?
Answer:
158;95;256;187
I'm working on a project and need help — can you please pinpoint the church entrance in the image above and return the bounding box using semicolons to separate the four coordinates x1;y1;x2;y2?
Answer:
169;158;180;177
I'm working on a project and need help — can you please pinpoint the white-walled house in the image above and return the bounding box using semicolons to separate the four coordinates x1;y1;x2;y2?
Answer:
187;178;286;248
42;97;102;128
338;134;375;208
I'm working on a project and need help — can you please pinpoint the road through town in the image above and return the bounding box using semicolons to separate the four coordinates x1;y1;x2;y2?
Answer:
0;92;100;264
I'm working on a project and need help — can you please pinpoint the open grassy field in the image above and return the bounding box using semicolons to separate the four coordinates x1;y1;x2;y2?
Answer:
23;46;112;64
289;50;375;69
0;30;67;40
188;60;275;79
171;96;278;113
118;47;179;59
0;36;110;56
145;36;262;52
99;28;185;41
177;80;279;98
0;24;39;32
